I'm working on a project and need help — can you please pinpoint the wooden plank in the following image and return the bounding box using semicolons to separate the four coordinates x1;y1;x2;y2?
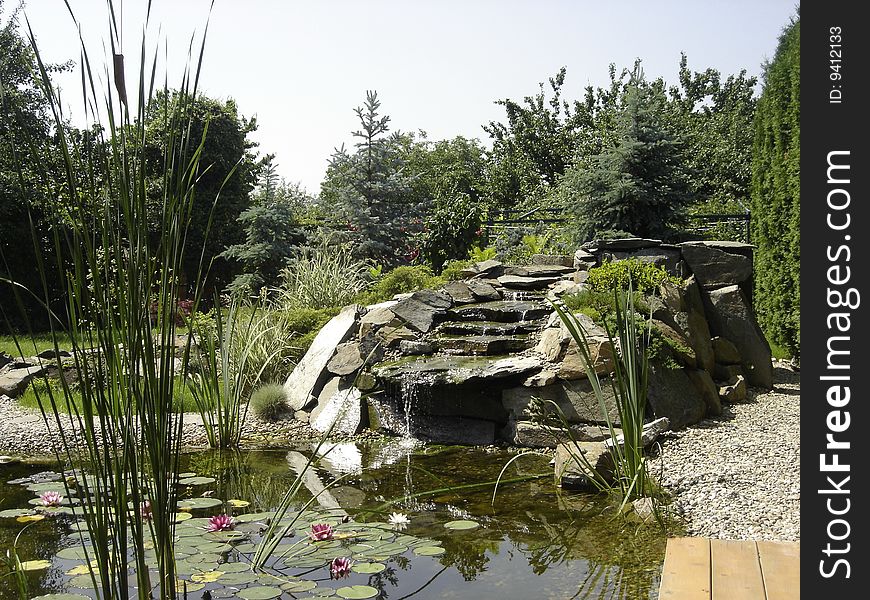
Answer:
659;537;711;600
711;539;765;600
757;541;800;600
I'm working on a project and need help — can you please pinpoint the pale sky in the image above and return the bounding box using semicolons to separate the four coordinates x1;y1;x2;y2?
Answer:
20;0;798;194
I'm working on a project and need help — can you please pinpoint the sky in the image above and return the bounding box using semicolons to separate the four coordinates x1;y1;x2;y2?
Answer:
20;0;798;194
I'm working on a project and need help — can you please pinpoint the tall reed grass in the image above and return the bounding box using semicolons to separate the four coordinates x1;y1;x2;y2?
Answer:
1;2;221;597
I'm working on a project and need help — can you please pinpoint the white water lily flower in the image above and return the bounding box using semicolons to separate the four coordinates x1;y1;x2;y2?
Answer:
388;512;410;530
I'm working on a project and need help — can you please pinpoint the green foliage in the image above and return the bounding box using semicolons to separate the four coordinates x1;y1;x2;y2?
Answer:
468;246;497;262
282;307;342;360
357;265;444;305
440;259;473;281
142;91;260;291
222;157;310;295
278;237;371;310
415;195;485;273
560;70;693;242
320;91;423;267
249;383;289;421
586;259;681;294
751;15;800;359
18;375;198;413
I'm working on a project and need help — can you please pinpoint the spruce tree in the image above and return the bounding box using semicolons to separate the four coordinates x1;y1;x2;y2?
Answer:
320;91;420;267
562;76;693;241
750;15;800;358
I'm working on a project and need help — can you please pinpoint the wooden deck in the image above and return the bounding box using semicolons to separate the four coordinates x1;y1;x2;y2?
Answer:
658;537;799;600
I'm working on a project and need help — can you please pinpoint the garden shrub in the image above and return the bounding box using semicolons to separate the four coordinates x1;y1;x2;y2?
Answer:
586;259;681;294
356;265;445;305
249;383;289;421
283;307;342;360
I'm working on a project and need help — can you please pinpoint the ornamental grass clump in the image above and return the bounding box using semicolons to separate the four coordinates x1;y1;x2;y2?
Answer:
249;382;289;421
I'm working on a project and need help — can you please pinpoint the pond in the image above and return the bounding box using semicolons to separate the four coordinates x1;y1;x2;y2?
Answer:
1;441;667;599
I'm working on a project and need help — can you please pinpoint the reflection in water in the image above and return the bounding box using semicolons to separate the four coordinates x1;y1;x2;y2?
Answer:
1;443;668;599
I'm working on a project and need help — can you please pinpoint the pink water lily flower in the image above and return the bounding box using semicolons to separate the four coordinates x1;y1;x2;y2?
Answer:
39;491;63;507
330;557;352;579
308;523;335;541
205;514;235;532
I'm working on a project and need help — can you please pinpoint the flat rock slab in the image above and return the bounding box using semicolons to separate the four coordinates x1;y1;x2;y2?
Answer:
531;254;574;267
497;274;561;289
502;379;620;426
501;420;615;448
464;280;502;301
326;342;365;376
390;289;453;333
461;259;504;278
435;335;532;355
647;366;707;429
504;264;575;277
283;305;361;411
442;281;477;305
438;320;542;337
554;441;615;491
310;386;364;437
374;354;542;386
449;300;550;323
583;237;663;251
0;365;48;397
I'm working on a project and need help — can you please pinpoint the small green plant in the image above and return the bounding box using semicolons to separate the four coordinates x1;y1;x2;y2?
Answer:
440;258;473;281
468;245;497;262
356;264;444;304
586;259;682;294
249;383;289;421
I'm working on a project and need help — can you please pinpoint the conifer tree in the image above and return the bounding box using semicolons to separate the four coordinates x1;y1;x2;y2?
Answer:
562;72;693;242
751;15;800;358
320;91;420;267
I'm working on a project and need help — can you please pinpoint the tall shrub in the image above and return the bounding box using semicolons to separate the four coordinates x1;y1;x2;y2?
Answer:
750;15;800;358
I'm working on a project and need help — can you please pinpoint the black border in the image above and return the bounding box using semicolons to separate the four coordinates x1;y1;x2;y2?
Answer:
802;1;868;596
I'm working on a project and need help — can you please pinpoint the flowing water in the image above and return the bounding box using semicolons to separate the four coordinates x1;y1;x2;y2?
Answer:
0;443;668;599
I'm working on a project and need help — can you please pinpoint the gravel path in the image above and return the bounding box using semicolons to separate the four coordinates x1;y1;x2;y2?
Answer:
648;360;800;541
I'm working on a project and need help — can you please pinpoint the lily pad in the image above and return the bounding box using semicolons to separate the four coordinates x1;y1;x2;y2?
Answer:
16;514;46;523
309;586;336;597
238;586;283;599
217;561;252;573
0;508;35;518
191;570;224;583
19;559;52;571
57;547;90;560
214;571;259;585
173;512;193;522
177;497;223;510
178;476;216;486
68;574;97;589
336;585;379;599
281;580;318;593
175;579;205;593
227;499;250;508
444;519;480;530
352;562;386;574
413;546;446;556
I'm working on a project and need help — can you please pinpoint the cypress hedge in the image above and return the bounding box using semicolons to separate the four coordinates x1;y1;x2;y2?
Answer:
750;15;800;359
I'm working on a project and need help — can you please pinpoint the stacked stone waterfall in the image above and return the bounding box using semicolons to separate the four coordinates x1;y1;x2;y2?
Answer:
282;238;772;447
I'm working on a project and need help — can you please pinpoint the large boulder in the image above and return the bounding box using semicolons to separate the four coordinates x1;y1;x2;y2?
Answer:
502;379;621;426
326;342;365;376
646;365;707;429
310;385;365;437
501;420;613;448
0;364;48;398
283;305;361;411
679;242;753;289
606;246;682;275
685;368;722;416
702;285;773;389
554;441;615;491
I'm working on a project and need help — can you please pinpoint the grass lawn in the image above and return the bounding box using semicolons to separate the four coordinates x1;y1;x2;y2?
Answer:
0;332;77;357
17;376;205;414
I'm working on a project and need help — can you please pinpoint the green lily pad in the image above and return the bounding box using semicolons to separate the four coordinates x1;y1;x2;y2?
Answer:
0;508;35;518
227;498;250;508
281;580;318;593
413;546;446;556
19;559;52;571
234;511;275;523
177;497;223;510
336;585;379;599
444;519;480;530
309;586;336;597
175;579;205;593
283;557;328;569
238;586;283;599
352;562;386;574
178;472;197;478
178;476;216;486
214;571;259;585
57;547;90;560
216;561;252;573
68;574;97;589
205;530;247;542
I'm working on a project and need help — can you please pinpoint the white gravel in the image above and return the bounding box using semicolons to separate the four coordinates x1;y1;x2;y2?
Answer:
648;360;800;541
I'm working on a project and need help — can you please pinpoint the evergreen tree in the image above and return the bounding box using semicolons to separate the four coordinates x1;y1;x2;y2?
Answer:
221;156;309;295
320;91;420;267
561;72;693;241
751;15;800;358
